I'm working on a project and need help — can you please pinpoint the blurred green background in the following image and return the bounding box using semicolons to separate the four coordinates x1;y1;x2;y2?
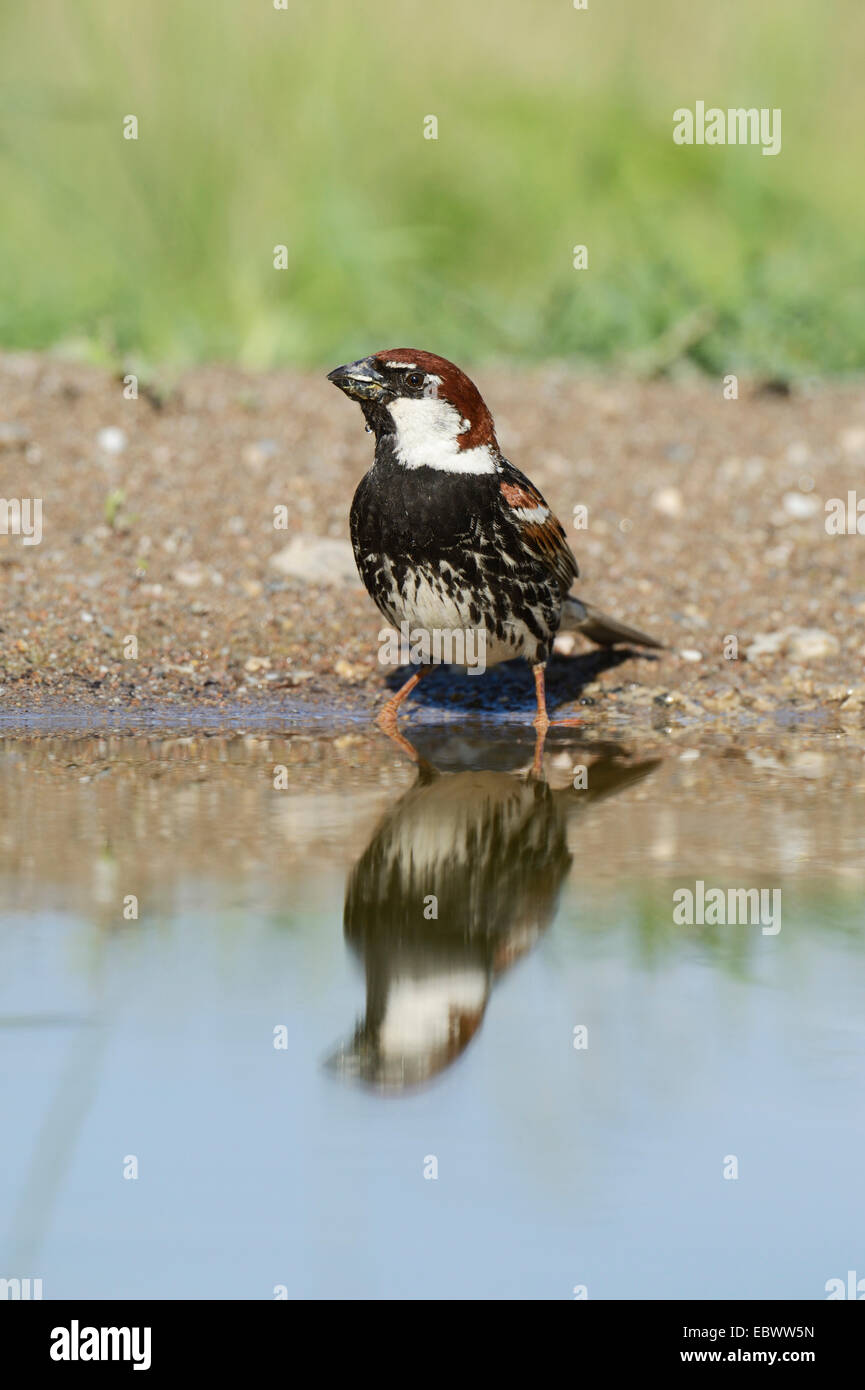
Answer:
0;0;862;375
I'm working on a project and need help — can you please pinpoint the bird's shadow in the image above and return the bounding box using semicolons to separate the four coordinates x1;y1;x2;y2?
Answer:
383;648;660;718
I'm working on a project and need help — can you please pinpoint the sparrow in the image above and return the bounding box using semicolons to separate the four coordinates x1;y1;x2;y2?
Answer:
325;738;660;1092
327;348;661;739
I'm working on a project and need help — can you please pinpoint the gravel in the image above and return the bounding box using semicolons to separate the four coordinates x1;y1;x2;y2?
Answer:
0;351;863;735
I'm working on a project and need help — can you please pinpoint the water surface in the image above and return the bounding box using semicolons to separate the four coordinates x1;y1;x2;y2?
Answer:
1;722;863;1299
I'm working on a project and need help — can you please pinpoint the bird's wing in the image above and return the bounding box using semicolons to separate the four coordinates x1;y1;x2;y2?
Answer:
496;459;579;595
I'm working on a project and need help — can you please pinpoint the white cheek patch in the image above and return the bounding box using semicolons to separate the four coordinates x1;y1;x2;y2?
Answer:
387;396;495;473
512;505;549;523
379;972;487;1058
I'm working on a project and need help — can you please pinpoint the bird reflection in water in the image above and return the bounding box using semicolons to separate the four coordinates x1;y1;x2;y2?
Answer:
326;735;659;1093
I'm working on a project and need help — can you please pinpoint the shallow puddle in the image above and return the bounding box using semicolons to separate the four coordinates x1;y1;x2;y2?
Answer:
1;721;863;1298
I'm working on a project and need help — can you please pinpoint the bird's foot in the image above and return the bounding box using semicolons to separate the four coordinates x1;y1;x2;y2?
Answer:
375;701;400;736
376;704;422;762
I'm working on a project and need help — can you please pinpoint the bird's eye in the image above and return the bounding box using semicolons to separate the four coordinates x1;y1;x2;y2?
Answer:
406;372;424;389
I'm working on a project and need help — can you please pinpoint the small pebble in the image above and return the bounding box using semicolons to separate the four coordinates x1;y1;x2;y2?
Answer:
782;491;820;519
652;486;684;518
97;426;127;455
270;535;360;586
746;631;788;661
787;628;839;661
0;421;31;449
174;563;207;588
242;439;279;471
839;427;865;457
785;441;810;466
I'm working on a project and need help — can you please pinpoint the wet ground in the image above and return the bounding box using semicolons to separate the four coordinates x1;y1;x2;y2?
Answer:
1;709;863;1299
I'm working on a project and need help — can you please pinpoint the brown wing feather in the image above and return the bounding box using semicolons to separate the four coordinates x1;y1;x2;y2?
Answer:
498;465;579;595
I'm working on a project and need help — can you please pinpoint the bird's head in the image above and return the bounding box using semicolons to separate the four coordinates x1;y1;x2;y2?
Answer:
327;348;499;472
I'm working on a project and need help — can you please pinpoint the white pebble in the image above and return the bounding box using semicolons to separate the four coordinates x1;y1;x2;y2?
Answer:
270;535;361;586
97;426;127;455
782;491;820;518
679;648;703;662
173;563;206;588
839;427;865;457
787;628;838;661
652;486;684;518
242;439;279;471
785;441;810;466
746;631;787;660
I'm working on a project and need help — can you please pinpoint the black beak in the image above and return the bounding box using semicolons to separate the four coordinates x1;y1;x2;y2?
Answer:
326;357;391;403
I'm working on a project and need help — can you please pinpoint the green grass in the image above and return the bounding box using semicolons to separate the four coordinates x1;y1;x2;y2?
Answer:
1;0;863;375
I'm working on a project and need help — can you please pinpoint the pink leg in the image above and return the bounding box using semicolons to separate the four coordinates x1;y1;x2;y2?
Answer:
375;666;432;759
532;661;583;734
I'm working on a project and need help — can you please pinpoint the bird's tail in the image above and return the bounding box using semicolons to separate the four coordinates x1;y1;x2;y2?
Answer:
560;595;663;649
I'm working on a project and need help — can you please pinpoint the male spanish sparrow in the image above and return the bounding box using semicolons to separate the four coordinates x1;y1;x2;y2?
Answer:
328;349;661;738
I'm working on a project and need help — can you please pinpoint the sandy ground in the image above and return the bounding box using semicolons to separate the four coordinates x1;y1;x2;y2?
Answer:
1;351;864;737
